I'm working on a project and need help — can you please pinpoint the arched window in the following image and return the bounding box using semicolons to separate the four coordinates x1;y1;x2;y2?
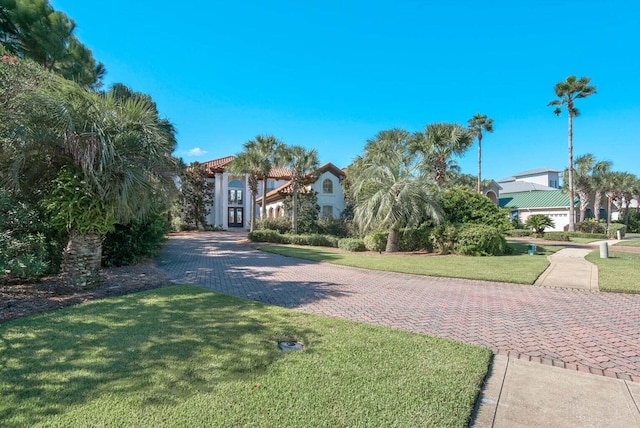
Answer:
275;206;281;217
268;207;274;218
228;180;243;205
322;179;333;194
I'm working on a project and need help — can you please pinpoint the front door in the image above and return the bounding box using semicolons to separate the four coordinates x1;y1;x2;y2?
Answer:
228;207;243;228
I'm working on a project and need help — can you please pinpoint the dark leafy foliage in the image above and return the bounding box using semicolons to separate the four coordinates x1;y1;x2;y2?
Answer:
102;210;170;267
455;224;512;256
0;192;63;280
439;186;510;230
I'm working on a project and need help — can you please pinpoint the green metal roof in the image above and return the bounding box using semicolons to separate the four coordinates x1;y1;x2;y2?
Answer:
499;190;578;209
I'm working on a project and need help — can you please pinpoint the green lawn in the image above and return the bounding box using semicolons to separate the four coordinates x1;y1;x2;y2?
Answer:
612;238;640;247
257;243;558;284
585;250;640;293
0;285;491;427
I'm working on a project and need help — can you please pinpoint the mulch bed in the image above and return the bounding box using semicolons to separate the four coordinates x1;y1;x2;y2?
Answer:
1;261;173;324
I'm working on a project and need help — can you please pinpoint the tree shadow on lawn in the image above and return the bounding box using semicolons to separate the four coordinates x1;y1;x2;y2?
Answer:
0;285;320;427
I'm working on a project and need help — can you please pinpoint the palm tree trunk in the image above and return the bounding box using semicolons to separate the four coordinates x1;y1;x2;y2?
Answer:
477;133;482;193
607;195;613;225
567;109;576;232
594;190;603;220
261;179;268;220
60;231;103;289
386;228;399;252
291;182;299;234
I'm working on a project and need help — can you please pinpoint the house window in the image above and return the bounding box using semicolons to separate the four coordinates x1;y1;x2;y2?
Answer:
321;205;333;218
228;189;243;204
228;179;243;205
322;179;333;194
276;206;281;217
267;179;276;191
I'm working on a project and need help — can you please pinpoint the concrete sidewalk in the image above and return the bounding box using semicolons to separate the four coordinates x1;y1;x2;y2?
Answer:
533;240;617;290
473;239;639;427
473;355;640;427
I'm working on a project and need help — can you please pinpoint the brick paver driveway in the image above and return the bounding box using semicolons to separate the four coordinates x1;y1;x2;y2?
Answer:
157;232;640;381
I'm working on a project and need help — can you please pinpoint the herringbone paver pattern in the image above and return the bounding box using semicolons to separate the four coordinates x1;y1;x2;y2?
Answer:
157;233;640;381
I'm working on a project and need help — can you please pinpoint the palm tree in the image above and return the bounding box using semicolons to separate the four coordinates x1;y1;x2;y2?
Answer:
467;114;494;194
409;123;475;186
591;160;612;221
525;214;555;235
227;149;262;231
562;153;611;222
548;75;597;232
283;145;319;234
5;78;177;288
350;129;443;252
243;135;286;220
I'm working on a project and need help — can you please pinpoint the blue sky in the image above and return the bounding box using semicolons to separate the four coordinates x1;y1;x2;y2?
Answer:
50;0;639;181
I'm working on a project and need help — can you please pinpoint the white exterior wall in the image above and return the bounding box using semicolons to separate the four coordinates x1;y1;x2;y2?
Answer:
311;171;346;219
205;172;251;230
518;208;570;232
516;171;560;189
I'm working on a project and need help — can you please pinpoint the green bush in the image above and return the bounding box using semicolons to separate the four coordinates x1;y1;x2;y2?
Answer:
455;224;511;256
248;229;284;243
542;232;570;241
430;224;458;255
364;231;388;252
102;210;170;267
575;220;606;234
505;229;532;237
0;232;51;280
607;223;626;239
398;223;433;252
337;238;366;252
440;186;511;230
565;232;607;240
256;217;291;234
316;217;351;238
0;193;62;281
623;211;640;233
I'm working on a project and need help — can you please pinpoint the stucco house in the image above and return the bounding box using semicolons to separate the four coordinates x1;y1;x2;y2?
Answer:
498;168;576;231
260;162;346;220
200;156;346;230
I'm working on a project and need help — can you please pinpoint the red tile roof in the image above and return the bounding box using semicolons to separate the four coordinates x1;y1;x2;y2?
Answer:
201;156;235;174
199;155;293;178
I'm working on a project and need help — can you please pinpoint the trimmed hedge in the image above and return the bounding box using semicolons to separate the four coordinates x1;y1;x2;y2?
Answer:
248;229;284;243
282;233;339;247
576;220;606;234
338;238;366;252
607;223;626;239
398;224;433;252
542;232;570;241
364;232;388;252
247;230;340;247
256;217;292;234
455;224;511;256
505;229;532;237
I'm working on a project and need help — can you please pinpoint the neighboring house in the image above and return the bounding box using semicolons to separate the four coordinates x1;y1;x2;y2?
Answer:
483;180;501;204
497;168;579;231
499;190;577;231
497;168;560;194
260;162;347;220
199;156;346;230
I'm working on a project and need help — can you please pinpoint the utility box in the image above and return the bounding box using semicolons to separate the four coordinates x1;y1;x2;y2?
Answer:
527;244;536;255
600;242;608;259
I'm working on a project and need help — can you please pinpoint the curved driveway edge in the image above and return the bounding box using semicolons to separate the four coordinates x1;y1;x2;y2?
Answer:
156;232;640;381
